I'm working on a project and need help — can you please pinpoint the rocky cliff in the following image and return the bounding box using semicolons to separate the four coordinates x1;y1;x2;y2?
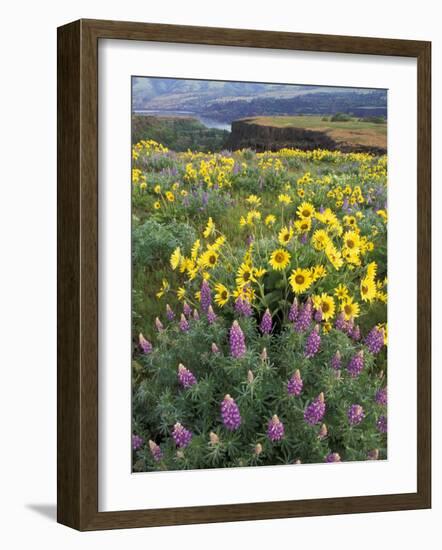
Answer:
225;119;387;155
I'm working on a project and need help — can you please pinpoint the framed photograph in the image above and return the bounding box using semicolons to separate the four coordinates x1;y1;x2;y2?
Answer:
57;19;431;530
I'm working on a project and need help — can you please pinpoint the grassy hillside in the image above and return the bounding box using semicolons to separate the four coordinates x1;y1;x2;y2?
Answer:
132;115;229;152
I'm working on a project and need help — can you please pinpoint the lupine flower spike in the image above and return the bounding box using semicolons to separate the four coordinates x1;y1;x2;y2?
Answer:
221;394;242;430
172;422;192;448
148;440;163;461
229;320;246;358
138;333;152;354
267;415;285;441
177;363;196;388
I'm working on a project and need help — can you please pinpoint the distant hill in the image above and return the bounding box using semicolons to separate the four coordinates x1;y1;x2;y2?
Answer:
132;77;387;122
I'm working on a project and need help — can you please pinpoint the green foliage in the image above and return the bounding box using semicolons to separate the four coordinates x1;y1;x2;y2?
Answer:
331;112;353;122
133;314;387;471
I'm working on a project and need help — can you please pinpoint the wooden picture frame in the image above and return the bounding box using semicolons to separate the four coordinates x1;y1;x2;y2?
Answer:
57;18;431;530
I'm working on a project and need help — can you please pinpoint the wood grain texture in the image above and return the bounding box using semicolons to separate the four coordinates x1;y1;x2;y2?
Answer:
57;19;431;531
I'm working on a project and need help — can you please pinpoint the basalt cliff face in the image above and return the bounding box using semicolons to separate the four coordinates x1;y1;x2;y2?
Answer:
225;119;387;155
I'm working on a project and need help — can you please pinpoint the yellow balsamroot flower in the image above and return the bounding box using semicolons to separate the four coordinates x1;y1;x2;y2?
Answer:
269;249;291;271
295;218;311;234
297;188;305;198
199;249;219;269
191;239;201;260
297;201;315;220
278;193;292;205
154;184;161;194
177;287;186;301
334;284;349;301
323;322;332;333
265;214;276;227
236;263;256;288
342;230;360;252
289;268;313;294
233;284;256;304
170;247;181;270
165;191;175;202
377;209;388;223
342;248;361;267
377;290;388;303
312;293;335;321
325;242;344;270
203;217;215;238
180;190;188;197
214;283;230;307
343;215;357;228
246;194;261;207
341;297;360;320
156;279;170;299
140;182;147;191
311;264;327;281
311;229;330;251
360;276;377;302
278;226;294;246
210;235;226;251
153;201;161;210
172;182;180;190
255;267;267;278
366;261;378;280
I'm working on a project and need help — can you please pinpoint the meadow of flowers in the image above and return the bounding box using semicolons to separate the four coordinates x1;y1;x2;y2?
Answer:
131;139;388;471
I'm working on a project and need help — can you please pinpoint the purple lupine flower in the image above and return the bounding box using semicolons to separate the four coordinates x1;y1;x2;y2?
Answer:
267;415;285;442
211;342;220;354
300;233;308;245
193;308;200;321
207;305;217;324
375;387;388;406
260;308;272;334
351;325;361;341
183;301;192;317
166;304;175;321
139;333;152;354
325;452;341;463
331;350;341;370
234;296;253;317
288;298;299;322
220;394;241;431
314;308;323;322
335;312;348;332
155;317;164;332
179;313;189;332
246;235;254;247
200;280;212;312
365;326;385;354
368;449;380;460
287;369;303;396
295;300;313;333
377;415;388;433
148;440;163;462
304;325;321;358
318;423;328;439
229;320;246;358
347;404;365;425
178;363;197;388
132;434;144;451
172;422;192;448
347;350;364;377
304;392;326;425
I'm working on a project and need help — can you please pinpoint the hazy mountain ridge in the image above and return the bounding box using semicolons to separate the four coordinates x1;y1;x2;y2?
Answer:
132;78;387;122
